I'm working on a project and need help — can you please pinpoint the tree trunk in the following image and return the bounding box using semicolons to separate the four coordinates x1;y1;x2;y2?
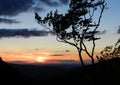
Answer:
91;39;95;67
91;57;94;65
78;50;85;67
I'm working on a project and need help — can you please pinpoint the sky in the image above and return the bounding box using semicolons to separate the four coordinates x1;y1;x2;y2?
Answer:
0;0;120;65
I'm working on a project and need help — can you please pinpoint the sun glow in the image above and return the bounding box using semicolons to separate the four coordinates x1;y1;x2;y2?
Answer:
36;56;49;63
43;52;50;55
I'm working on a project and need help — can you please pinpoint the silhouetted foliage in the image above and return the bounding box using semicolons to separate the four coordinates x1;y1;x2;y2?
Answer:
35;0;106;67
97;38;120;62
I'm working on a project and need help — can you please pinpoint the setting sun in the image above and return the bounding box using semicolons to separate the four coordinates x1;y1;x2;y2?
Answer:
36;56;49;63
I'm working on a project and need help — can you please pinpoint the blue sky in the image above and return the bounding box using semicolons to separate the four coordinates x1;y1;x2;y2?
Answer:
0;0;120;64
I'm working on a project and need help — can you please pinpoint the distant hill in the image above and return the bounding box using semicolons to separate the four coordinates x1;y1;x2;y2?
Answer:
0;58;35;85
1;57;120;85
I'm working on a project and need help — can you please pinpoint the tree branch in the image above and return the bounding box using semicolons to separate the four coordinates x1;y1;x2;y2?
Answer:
94;3;106;31
56;36;79;49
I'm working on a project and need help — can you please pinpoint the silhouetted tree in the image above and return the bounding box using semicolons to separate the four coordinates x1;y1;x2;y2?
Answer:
35;0;106;67
97;38;120;62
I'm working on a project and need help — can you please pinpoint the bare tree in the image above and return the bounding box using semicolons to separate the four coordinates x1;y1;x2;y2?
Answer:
35;0;106;67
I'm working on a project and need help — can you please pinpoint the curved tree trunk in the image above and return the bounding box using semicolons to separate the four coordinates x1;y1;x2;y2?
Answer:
91;57;95;69
78;50;84;67
91;57;94;65
91;39;95;66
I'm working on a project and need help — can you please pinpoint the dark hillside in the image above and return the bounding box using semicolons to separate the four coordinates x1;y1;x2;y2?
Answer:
1;57;120;85
0;58;35;85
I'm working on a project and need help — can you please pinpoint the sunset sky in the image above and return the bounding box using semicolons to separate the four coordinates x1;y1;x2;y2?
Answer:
0;0;120;64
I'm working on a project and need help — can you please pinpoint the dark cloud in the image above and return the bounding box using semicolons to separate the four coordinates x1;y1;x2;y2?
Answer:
39;0;69;7
39;0;59;7
96;30;106;35
0;0;69;24
0;29;50;38
50;54;64;56
0;0;34;16
33;7;45;12
0;18;20;24
34;48;40;51
0;0;34;24
8;61;28;64
117;26;120;34
56;60;79;64
0;0;69;17
65;50;70;52
59;0;69;5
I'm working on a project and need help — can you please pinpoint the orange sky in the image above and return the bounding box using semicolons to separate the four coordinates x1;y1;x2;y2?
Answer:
0;31;119;64
0;0;120;65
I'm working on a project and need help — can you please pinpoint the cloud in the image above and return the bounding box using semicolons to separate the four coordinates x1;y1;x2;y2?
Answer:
39;0;59;7
38;0;69;7
56;60;79;64
50;54;64;56
32;7;45;12
34;48;40;51
7;61;29;64
0;0;69;17
65;50;70;52
117;27;120;34
0;0;69;24
0;0;34;16
59;0;69;5
0;18;20;24
0;29;50;38
0;0;34;24
96;30;106;35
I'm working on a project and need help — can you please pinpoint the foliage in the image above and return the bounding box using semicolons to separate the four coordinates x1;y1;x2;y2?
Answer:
97;38;120;62
35;0;106;67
